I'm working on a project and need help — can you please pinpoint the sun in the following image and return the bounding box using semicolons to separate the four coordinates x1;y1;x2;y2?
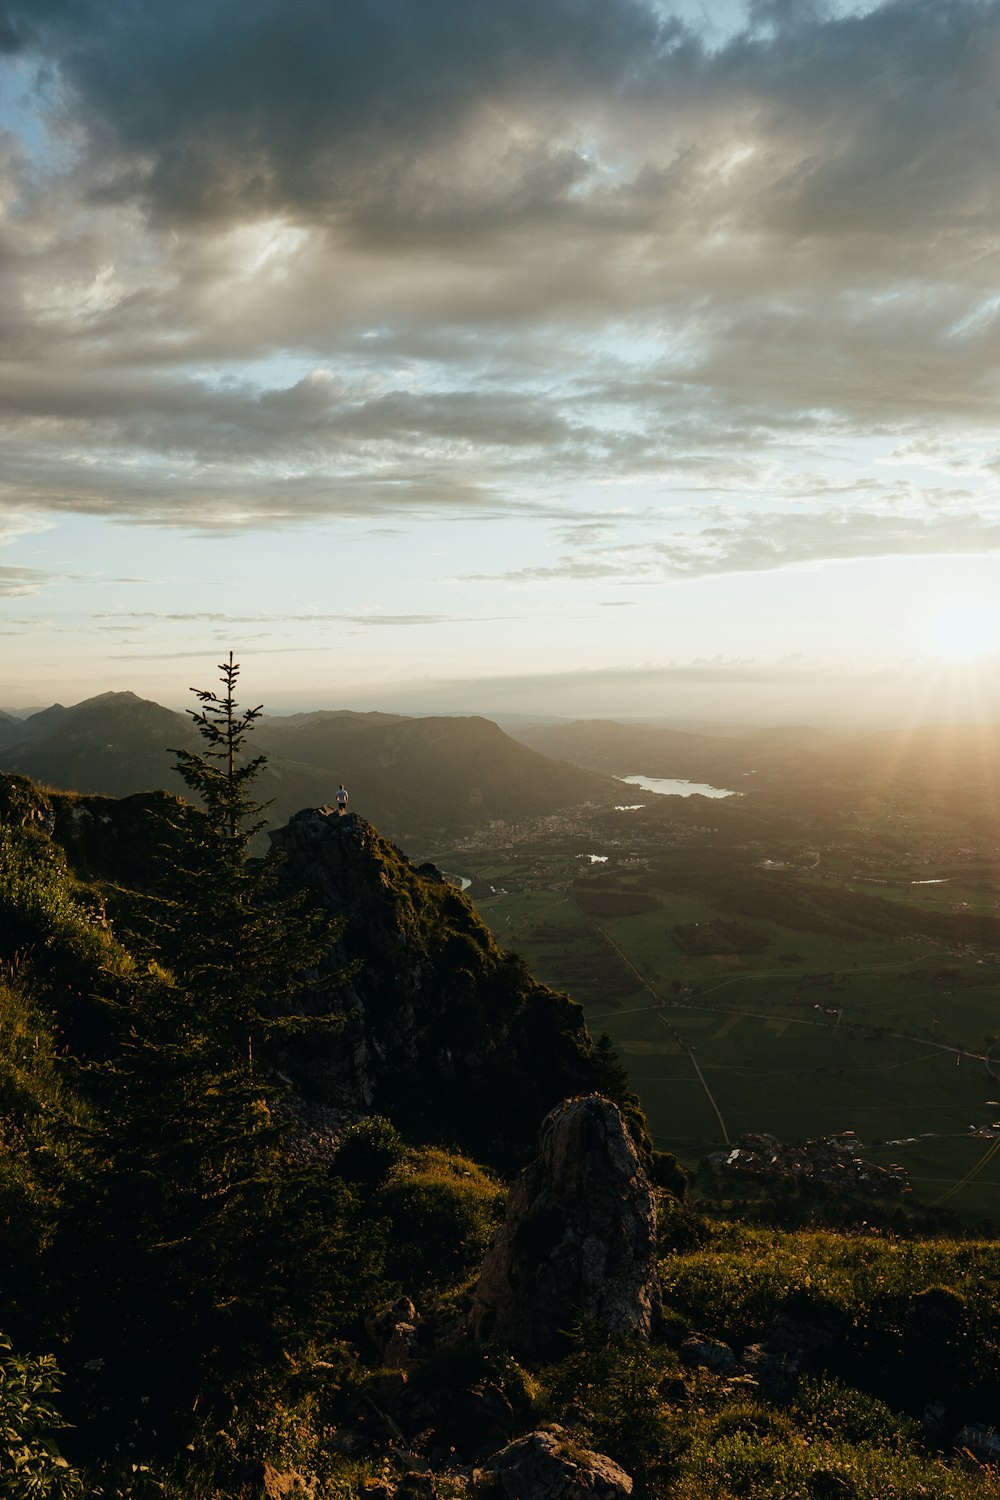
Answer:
922;597;1000;661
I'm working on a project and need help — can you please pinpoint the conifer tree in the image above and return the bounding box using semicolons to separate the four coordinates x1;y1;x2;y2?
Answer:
160;651;343;1069
55;654;379;1448
171;651;267;845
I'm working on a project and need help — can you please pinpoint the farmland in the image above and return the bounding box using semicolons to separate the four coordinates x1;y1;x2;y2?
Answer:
430;779;1000;1224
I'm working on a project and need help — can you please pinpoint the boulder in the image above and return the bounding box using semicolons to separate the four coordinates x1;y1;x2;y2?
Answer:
679;1335;738;1377
260;1468;316;1500
739;1340;800;1398
922;1398;949;1445
955;1423;1000;1463
469;1095;659;1358
366;1297;422;1370
477;1426;632;1498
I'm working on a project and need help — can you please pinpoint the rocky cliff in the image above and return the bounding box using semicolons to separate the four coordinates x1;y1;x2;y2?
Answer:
0;775;636;1168
269;807;625;1166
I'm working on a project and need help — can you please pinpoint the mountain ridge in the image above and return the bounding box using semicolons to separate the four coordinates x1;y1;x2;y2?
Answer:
0;690;619;842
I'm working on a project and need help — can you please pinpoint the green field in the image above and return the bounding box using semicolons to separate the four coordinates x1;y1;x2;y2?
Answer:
457;832;1000;1223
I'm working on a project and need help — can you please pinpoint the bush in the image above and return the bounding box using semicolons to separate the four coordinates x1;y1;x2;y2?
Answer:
0;1332;84;1498
794;1376;918;1452
375;1147;504;1293
332;1117;406;1188
542;1333;684;1482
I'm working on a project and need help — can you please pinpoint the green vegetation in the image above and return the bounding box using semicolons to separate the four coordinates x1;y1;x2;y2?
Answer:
0;1333;85;1498
526;1214;1000;1499
4;696;1000;1495
468;781;1000;1221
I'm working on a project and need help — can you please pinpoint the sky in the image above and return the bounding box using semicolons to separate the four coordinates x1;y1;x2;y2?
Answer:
2;0;1000;724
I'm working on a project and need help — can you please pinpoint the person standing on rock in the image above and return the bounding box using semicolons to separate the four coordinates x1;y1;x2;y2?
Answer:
336;784;349;815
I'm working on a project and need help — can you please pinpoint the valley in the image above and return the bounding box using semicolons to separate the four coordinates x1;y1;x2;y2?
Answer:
6;689;1000;1223
422;728;1000;1226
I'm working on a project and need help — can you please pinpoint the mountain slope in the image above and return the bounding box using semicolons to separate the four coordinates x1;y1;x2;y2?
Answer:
0;691;195;795
269;805;635;1164
0;772;635;1170
256;710;617;836
0;693;618;842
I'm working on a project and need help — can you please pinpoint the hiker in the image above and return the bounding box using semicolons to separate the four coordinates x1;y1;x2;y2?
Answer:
336;783;349;814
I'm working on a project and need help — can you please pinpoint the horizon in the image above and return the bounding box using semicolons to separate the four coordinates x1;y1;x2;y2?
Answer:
9;667;1000;735
3;2;1000;713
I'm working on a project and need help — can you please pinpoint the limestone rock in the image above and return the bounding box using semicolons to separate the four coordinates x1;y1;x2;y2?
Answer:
261;1467;317;1500
366;1297;422;1370
477;1426;633;1498
236;1461;317;1499
469;1095;659;1357
739;1340;800;1397
923;1398;949;1444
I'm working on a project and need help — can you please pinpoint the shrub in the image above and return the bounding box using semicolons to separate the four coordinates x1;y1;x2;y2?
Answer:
375;1147;504;1293
0;1332;84;1498
652;1149;688;1199
332;1117;406;1188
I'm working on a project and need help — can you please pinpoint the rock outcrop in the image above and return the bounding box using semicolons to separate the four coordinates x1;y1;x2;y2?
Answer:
365;1297;422;1371
267;809;618;1167
469;1095;659;1357
477;1427;633;1498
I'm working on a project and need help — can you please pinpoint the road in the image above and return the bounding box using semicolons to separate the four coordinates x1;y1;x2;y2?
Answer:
586;912;732;1145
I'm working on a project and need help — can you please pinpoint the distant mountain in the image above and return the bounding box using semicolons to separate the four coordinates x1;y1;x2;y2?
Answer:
508;717;762;782
254;710;616;838
742;724;838;752
0;692;195;793
507;715;1000;815
0;693;618;843
505;718;874;804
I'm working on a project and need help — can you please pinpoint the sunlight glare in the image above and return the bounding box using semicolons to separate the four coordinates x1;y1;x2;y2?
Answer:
922;597;1000;661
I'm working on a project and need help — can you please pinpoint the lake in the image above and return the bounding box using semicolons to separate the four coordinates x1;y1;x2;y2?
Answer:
617;773;735;799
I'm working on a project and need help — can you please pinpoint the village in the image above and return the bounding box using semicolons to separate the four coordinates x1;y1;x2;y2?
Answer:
707;1131;912;1197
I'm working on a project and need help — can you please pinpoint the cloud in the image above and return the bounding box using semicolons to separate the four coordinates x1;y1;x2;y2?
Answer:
0;563;51;595
4;0;680;226
8;0;996;259
93;609;508;628
0;0;999;548
466;507;1000;582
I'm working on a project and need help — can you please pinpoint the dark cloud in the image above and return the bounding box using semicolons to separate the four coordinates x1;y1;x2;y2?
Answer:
0;0;992;268
0;0;999;546
0;366;587;459
3;0;681;226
